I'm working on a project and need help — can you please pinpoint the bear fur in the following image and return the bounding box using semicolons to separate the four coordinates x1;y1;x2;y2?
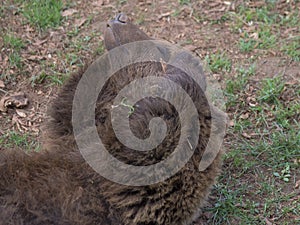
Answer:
0;13;224;225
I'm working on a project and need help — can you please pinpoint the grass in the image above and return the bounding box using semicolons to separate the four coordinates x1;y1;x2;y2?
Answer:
117;0;128;6
258;76;285;104
273;163;292;182
253;129;299;168
238;37;256;52
210;67;300;223
205;52;232;73
279;10;300;27
3;34;24;50
30;70;48;87
273;102;300;129
256;27;277;49
238;27;277;53
178;0;191;5
211;124;299;223
232;2;299;61
8;52;22;68
237;5;279;25
135;14;145;25
31;29;102;87
0;5;4;17
211;8;300;216
282;39;300;62
30;59;74;87
95;42;105;55
212;171;300;224
3;34;25;68
225;64;255;107
0;131;39;152
22;0;63;30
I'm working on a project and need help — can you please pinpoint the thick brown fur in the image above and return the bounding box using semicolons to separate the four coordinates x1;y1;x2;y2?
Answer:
0;14;224;225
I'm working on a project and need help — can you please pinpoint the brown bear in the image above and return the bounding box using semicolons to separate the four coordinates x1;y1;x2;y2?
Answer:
0;13;225;225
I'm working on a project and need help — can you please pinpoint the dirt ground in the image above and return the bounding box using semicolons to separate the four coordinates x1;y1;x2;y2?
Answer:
0;0;299;224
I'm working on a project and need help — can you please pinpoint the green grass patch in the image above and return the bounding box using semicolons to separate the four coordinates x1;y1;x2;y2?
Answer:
22;0;63;30
226;65;255;94
208;182;264;224
279;10;300;27
45;65;70;86
95;41;105;55
135;14;145;25
224;141;257;175
238;26;277;53
31;60;73;87
205;52;231;73
256;27;277;49
237;5;278;25
47;73;67;85
249;128;299;169
3;34;24;50
281;38;300;61
208;183;242;225
210;13;230;25
0;131;39;151
219;57;299;222
215;124;299;223
273;102;300;128
258;76;285;104
0;5;4;17
8;52;22;68
116;0;128;6
30;70;48;87
3;34;25;68
178;0;191;5
238;38;256;52
225;64;255;107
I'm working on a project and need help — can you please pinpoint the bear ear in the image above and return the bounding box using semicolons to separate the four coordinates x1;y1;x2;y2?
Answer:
168;50;207;91
115;13;129;23
156;45;171;62
108;13;129;26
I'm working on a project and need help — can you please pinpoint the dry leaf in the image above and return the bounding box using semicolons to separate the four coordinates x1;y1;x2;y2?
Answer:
0;98;6;112
0;92;29;112
158;12;172;20
12;114;19;125
229;120;235;127
28;55;46;61
250;32;259;40
265;218;274;225
75;18;87;28
61;9;78;17
32;39;48;46
294;158;300;164
249;102;257;107
249;1;265;7
295;180;300;189
184;45;198;51
92;0;104;7
247;96;257;107
286;80;298;85
0;80;4;88
240;113;249;119
242;132;252;139
16;109;27;118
